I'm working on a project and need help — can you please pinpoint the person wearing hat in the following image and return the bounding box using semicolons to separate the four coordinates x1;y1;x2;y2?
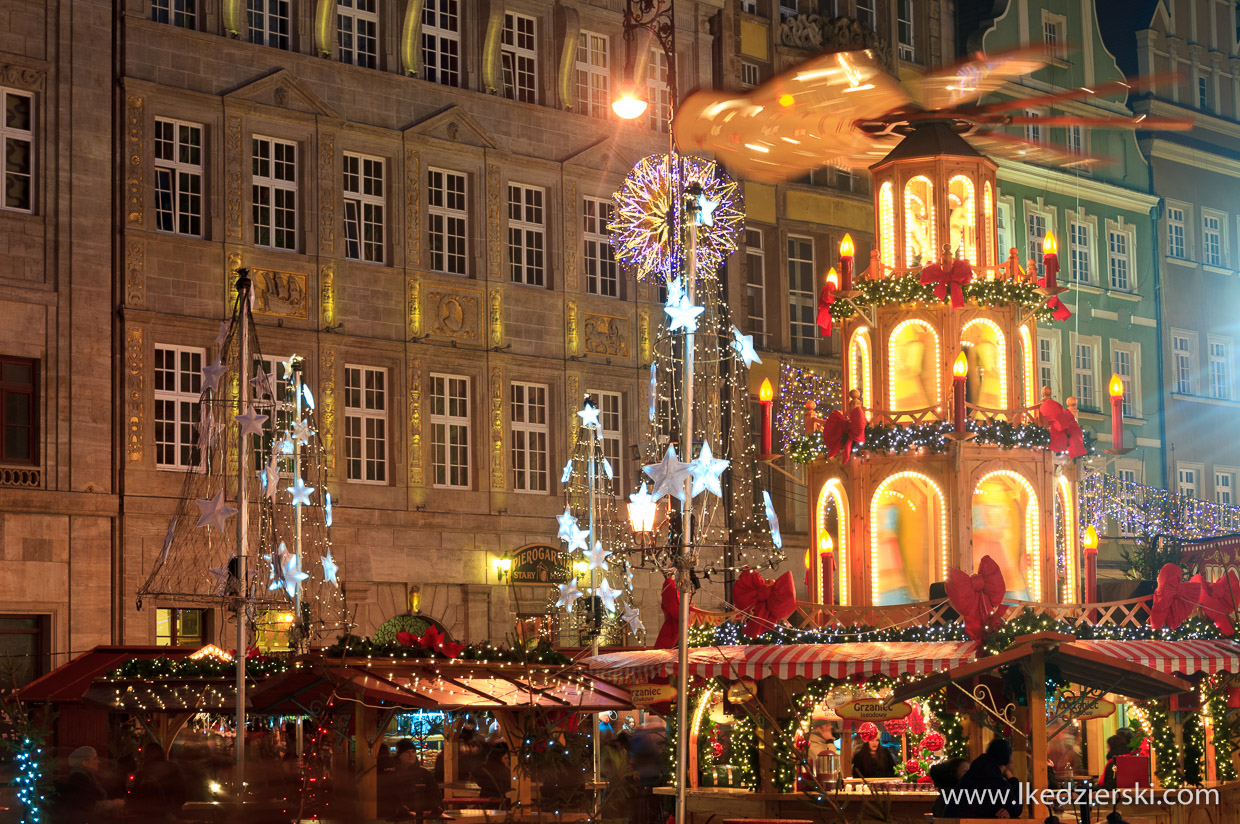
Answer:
394;739;443;823
52;746;123;823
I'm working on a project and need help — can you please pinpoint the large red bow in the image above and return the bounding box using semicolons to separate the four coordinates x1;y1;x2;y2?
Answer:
1193;570;1240;635
920;259;974;308
397;625;465;658
732;570;797;638
816;285;837;337
1038;275;1072;320
1040;398;1086;459
945;556;1008;641
1151;563;1202;631
821;407;867;464
654;577;680;649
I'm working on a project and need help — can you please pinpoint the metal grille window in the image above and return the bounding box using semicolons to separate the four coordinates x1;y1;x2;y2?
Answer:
1112;347;1136;418
510;382;549;493
1073;342;1096;411
647;48;671;132
428;168;468;275
501;13;537;103
1203;214;1223;267
585;390;622;495
152;0;197;28
1108;229;1130;290
156;608;206;646
422;0;461;87
788;235;816;355
430;374;470;489
575;32;611;119
507;184;545;286
1167;206;1186;259
583;197;618;298
252;136;297;250
746;229;766;345
1210;339;1232;400
155;118;203;237
0;356;36;464
337;0;378;68
154;345;203;469
1173;334;1194;395
2;88;33;212
343;153;385;263
345;365;387;484
1068;221;1090;283
247;0;290;48
1217;471;1234;505
896;0;915;60
1027;212;1047;270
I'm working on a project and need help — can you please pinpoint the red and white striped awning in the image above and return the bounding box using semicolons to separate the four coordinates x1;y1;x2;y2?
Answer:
1075;640;1240;676
582;642;978;685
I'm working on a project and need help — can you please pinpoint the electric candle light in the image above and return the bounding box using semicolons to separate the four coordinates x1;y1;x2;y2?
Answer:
1083;525;1099;604
822;534;836;605
1042;231;1060;290
952;352;968;434
759;378;774;455
839;233;855;291
1109;373;1125;452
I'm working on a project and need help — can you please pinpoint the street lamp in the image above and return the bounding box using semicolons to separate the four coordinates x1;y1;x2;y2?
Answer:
612;88;649;120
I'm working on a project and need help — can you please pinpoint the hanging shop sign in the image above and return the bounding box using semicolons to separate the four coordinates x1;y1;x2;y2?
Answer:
726;679;759;704
630;683;678;706
1076;698;1117;721
509;543;571;584
836;698;912;722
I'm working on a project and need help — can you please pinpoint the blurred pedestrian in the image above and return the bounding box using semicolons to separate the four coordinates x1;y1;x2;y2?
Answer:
127;742;186;821
394;739;443;823
51;746;123;824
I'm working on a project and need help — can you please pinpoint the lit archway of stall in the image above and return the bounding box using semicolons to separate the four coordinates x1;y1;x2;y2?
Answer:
904;175;936;267
888;319;941;414
971;470;1041;602
947;174;977;265
848;327;873;411
1055;475;1077;603
1018;324;1038;409
959;318;1006;411
983;181;996;266
812;478;851;605
870;471;948;606
878;181;896;269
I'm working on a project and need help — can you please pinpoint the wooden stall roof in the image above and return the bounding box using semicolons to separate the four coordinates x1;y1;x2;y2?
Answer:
81;677;250;713
18;646;195;704
250;658;634;714
1073;639;1240;676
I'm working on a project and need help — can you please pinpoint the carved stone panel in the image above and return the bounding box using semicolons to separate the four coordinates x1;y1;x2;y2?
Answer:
407;275;422;338
321;345;337;477
567;373;580;448
583;314;630;358
486;164;501;277
405;148;421;267
226;115;243;240
426;288;482;342
127;326;144;463
125;240;145;308
564;179;578;290
638;308;651;363
566;300;579;356
0;65;46;91
319;132;335;254
489;365;504;490
488;288;503;349
251;268;309;319
409;357;424;487
320;263;336;328
126;96;144;225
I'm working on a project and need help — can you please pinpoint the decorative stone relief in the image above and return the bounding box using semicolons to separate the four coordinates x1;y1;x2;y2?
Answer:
321;345;337;477
409;357;424;486
490;366;504;490
405;148;421;267
566;300;579;356
407;275;422;338
126;96;144;225
251;268;309;319
125;241;145;308
782;15;892;68
564;180;578;290
583;314;630;358
226;251;243;310
427;288;482;342
320;263;336;328
0;65;46;90
319;132;335;254
488;289;503;349
486;164;501;277
638;308;651;363
226;115;243;240
127;326;144;463
566;374;580;447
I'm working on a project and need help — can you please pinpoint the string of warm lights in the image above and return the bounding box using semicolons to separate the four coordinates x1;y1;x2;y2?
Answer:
826;270;1054;323
1080;471;1240;541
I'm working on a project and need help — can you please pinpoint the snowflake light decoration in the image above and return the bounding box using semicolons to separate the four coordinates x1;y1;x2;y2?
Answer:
609;154;743;284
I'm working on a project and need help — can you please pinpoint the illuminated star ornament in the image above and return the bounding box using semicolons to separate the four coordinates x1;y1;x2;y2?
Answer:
561;459;574;484
557;579;582;609
195;490;237;534
286;477;315;507
235;404;268;439
578;402;601;429
731;326;762;367
665;290;705;333
762;490;783;550
279;547;309;597
321;550;339;585
688;442;730;499
291;418;312;444
648;363;657;422
566;523;590;554
301;384;315;409
214;320;230;350
250;370;274;399
622;605;645;635
159;518;178;565
324;491;334;527
595;578;621;612
557;507;578;541
608;153;743;283
644;446;692;502
262;454;281;500
587;540;609;571
201;358;228;396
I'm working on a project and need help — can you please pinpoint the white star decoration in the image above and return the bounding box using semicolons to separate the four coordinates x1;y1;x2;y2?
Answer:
644;446;692;502
291;419;312;445
664;291;705;333
696;193;720;227
629;482;656;511
236;404;268;439
279;544;309;597
201;359;228;395
325;491;333;527
557;508;578;542
286;477;315;507
301;384;316;410
321;550;339;585
595;578;620;612
262;454;281;500
560;459;573;484
578;402;601;429
622;605;645;635
688;442;730;499
731;326;762;367
159;518;177;565
602;458;614;480
648;363;657;423
282;359;296;380
556;579;582;609
587;540;609;571
195;490;237;534
250;370;274;399
566;523;590;554
214;321;230;350
209;564;231;596
763;490;783;550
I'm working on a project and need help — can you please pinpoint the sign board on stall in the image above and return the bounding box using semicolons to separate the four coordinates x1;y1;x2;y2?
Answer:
835;698;912;721
509;543;571;584
630;684;678;706
726;679;759;704
1076;698;1117;721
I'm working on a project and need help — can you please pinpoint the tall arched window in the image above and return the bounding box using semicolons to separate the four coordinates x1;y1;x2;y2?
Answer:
871;472;948;605
848;327;873;410
983;181;996;266
888;319;940;411
972;470;1041;601
960;318;1007;410
904;175;936;267
948;175;977;264
815;479;850;604
879;181;896;269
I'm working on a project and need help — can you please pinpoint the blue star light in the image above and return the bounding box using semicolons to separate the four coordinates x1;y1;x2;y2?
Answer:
578;402;601;429
595;578;621;612
696;194;720;227
557;507;578;542
321;550;339;585
731;326;762;367
301;384;316;409
561;459;574;484
556;580;582;609
648;363;657;423
324;491;334;527
587;540;609;571
665;292;705;333
286;477;315;507
566;524;590;553
762;490;783;550
280;550;310;598
688;442;730;499
643;446;692;502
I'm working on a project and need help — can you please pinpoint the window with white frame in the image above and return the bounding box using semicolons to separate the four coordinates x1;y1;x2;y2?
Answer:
2;88;33;213
1216;470;1235;505
154;119;203;237
1066;125;1084;156
152;0;197;28
1026;210;1048;270
788;235;816;355
1112;343;1138;418
575;32;611;119
428;168;468;275
422;0;461;87
252;136;297;251
1107;227;1131;291
1073;339;1098;411
779;0;798;20
154;345;203;469
344;365;387;483
746;228;766;346
430;373;470;488
856;0;876;29
1068;220;1091;283
1167;205;1187;259
247;0;290;48
510;382;549;493
501;13;537;103
337;0;378;68
1042;12;1065;60
1037;331;1060;397
647;48;672;132
741;62;760;89
1199;75;1211;110
1209;337;1232;400
1173;332;1196;395
896;0;915;60
343;153;385;263
1203;212;1224;267
996;200;1013;258
508;184;545;287
585;389;622;494
1178;464;1200;498
583;197;618;298
739;0;756;13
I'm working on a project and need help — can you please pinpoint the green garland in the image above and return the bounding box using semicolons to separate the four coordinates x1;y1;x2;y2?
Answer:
1206;678;1239;781
324;635;572;665
1182;709;1204;786
108;655;288;679
827;270;1053;322
1135;700;1182;789
785;420;1095;465
925;691;967;760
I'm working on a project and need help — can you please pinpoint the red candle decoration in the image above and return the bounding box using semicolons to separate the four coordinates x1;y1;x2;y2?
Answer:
952;352;968;434
1109;373;1125;451
839;233;855;291
1042;230;1060;290
1083;525;1099;604
816;267;839;336
759;378;774;455
822;536;836;605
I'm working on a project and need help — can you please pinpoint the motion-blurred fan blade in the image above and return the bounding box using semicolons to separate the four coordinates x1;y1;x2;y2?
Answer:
909;45;1049;110
964;127;1106;168
957;73;1181;116
1001;114;1193;129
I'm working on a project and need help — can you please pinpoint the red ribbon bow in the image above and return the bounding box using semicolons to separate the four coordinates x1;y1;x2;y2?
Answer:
732;569;797;638
1151;563;1202;631
945;555;1008;641
1040;398;1086;459
654;577;681;649
1192;570;1240;635
821;406;867;464
816;285;837;337
397;625;465;659
1038;274;1072;320
920;259;974;308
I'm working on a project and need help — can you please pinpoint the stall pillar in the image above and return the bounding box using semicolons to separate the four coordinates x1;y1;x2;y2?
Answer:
355;701;378;820
757;682;779;792
494;711;534;807
1013;707;1030;784
839;721;852;777
1028;650;1050;817
1085;718;1105;777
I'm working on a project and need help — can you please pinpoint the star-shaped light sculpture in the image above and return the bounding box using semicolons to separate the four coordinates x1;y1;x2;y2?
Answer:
201;358;228;395
279;434;295;455
196;412;218;452
762;490;783;550
214;321;230;350
556;507;578;542
622;605;645;635
566;523;590;554
587;540;609;572
578;402;601;429
688;442;730;499
301;384;315;409
250;370;274;399
322;550;339;585
731;326;762;367
556;579;582;609
279;549;309;598
262;454;281;500
159;518;178;565
286;477;315;507
648;363;658;423
195;490;237;534
696;193;721;227
561;459;574;484
236;404;268;440
664;291;705;333
208;564;231;595
325;491;334;527
602;458;614;480
595;578;620;612
267;548;286;593
643;446;692;502
282;359;296;380
291;419;312;445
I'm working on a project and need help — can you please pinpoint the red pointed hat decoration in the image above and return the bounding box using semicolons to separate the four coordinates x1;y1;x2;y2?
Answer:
397;625;465;659
821;406;867;464
1151;563;1202;631
920;257;974;309
816;284;837;337
732;569;797;638
945;555;1008;641
1038;274;1073;320
1040;397;1087;459
1193;569;1240;636
654;577;681;649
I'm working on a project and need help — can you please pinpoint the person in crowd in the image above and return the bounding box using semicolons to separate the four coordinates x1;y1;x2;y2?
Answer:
126;742;187;821
1101;734;1128;790
394;739;443;823
943;738;1022;819
472;740;512;808
929;757;971;817
851;733;897;778
52;746;123;824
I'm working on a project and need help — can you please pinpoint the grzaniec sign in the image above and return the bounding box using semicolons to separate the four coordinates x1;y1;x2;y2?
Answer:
835;698;912;722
